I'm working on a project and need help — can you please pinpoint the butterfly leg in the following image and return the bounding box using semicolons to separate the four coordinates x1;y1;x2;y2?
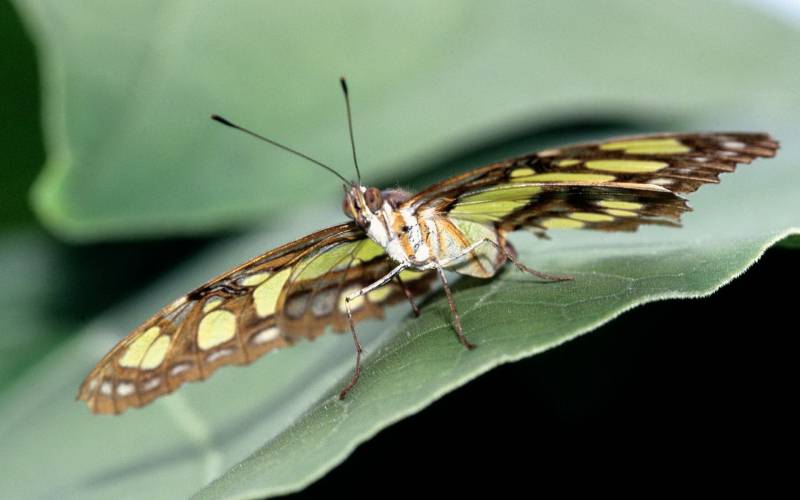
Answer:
502;241;573;282
395;274;420;317
340;262;409;399
434;264;476;350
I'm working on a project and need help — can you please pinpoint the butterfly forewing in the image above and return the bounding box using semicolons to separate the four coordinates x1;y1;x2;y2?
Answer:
78;223;433;414
417;132;778;235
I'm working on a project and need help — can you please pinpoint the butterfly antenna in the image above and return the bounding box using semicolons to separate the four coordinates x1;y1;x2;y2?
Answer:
210;114;349;183
340;77;362;183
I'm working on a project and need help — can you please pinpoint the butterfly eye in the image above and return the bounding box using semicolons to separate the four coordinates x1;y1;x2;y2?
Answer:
364;188;382;212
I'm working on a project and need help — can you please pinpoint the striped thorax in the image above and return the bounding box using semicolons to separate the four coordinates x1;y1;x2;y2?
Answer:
343;183;505;278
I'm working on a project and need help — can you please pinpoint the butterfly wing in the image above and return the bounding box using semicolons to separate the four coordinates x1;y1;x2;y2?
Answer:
78;222;433;414
409;132;778;233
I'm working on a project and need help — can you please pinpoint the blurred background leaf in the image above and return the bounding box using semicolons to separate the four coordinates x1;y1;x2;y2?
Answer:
0;0;42;230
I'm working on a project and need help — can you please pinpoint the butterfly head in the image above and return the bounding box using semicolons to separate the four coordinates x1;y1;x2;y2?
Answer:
343;184;382;226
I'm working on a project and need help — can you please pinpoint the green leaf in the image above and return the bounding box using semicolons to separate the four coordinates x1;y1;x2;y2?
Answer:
14;0;800;240
0;121;797;498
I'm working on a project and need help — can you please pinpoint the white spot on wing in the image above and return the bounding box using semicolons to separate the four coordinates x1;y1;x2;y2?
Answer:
170;363;192;377
116;382;135;397
142;377;161;392
252;327;280;345
207;348;235;363
649;178;674;186
537;148;561;157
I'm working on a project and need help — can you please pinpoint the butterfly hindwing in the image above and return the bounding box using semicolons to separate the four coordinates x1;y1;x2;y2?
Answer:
78;223;433;414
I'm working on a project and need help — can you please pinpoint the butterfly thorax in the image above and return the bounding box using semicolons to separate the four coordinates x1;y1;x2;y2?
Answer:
343;183;505;277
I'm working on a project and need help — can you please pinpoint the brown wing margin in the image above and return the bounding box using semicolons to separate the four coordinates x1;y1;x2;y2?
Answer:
78;223;433;414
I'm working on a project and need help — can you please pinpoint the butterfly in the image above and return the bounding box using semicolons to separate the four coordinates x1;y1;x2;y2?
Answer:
78;79;779;414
